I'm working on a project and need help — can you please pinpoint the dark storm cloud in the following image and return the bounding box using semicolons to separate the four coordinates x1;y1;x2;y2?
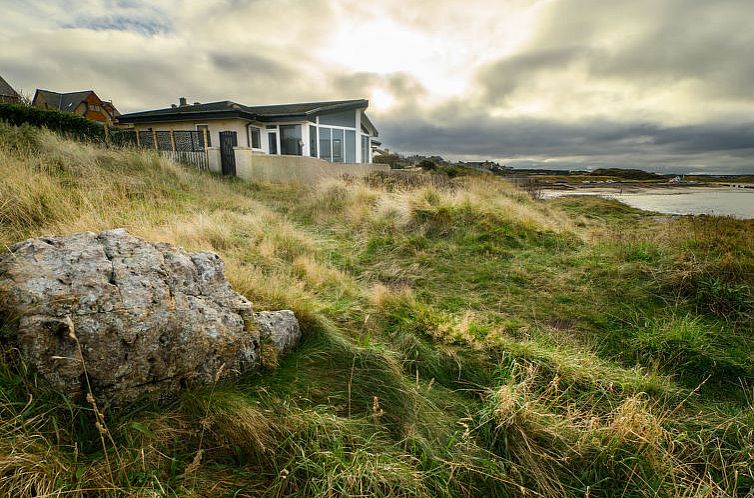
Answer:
378;115;754;173
477;46;586;104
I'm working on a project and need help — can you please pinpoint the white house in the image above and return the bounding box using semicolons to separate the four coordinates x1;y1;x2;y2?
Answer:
118;97;379;164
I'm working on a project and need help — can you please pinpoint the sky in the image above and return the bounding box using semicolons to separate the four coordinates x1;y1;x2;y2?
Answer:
2;0;754;174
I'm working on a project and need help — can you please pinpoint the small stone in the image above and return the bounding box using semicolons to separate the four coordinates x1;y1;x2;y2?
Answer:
254;310;302;355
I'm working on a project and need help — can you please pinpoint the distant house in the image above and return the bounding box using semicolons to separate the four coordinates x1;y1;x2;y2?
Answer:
117;97;379;164
0;75;21;104
32;89;120;124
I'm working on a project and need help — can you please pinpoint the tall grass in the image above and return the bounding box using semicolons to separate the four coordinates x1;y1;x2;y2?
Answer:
1;123;752;496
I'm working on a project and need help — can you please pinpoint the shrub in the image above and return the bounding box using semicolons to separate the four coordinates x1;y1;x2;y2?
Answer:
374;153;408;169
0;103;105;141
0;121;41;153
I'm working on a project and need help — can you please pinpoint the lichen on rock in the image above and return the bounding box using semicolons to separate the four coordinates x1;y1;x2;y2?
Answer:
0;229;300;404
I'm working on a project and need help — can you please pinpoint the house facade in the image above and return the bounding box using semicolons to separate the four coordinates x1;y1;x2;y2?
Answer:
117;98;379;164
0;75;21;104
33;89;120;124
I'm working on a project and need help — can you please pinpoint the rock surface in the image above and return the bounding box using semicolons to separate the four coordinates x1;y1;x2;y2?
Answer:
0;229;300;403
254;311;301;354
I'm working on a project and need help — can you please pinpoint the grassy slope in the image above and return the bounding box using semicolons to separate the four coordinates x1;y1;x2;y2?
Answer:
0;124;752;497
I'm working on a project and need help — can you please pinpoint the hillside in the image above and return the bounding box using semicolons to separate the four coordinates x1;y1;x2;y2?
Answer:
0;123;752;497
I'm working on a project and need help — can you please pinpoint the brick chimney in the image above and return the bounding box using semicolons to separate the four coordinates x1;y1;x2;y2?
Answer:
179;97;187;107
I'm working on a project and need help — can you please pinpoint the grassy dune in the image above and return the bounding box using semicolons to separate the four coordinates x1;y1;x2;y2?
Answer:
0;123;752;497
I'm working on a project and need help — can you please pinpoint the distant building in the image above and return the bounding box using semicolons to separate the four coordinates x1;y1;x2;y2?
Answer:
32;89;120;124
0;74;21;104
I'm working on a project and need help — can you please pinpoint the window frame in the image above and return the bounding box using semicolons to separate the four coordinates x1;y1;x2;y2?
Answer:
195;124;211;147
248;125;262;149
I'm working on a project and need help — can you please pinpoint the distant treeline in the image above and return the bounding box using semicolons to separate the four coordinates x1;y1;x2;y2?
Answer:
589;168;663;180
512;167;666;179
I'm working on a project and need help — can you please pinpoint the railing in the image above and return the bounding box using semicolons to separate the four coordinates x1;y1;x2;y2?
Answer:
134;130;209;170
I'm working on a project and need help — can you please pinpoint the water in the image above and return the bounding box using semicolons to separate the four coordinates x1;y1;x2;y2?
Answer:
543;187;754;219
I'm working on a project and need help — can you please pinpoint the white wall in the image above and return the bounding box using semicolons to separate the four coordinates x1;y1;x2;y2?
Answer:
232;148;388;183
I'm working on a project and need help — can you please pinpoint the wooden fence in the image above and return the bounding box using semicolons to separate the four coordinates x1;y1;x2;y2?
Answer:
134;129;210;170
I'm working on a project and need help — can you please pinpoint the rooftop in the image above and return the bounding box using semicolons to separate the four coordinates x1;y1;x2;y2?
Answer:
0;75;20;99
34;90;95;112
118;99;369;123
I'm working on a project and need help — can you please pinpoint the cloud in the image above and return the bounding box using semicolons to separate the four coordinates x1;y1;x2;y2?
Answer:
63;16;172;36
0;0;753;173
473;0;754;121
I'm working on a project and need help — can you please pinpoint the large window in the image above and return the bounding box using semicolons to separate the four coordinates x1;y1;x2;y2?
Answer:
280;124;302;155
317;126;358;162
248;126;261;149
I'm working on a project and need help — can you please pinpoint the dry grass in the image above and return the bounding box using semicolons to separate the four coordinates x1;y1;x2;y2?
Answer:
0;125;751;497
301;174;573;236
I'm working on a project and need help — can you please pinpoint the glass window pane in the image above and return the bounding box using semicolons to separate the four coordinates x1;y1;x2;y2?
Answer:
345;130;356;163
268;132;278;154
332;128;343;163
280;124;302;155
250;127;261;148
361;135;370;163
309;125;318;158
319;127;331;161
318;110;356;127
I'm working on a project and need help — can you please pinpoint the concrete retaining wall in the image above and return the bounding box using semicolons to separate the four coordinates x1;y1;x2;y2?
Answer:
207;147;221;174
233;148;389;183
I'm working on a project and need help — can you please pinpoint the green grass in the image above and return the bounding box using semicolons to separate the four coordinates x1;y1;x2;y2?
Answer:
0;122;752;497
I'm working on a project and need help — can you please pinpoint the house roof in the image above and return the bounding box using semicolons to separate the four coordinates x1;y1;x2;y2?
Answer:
0;75;20;99
118;99;375;132
34;89;94;112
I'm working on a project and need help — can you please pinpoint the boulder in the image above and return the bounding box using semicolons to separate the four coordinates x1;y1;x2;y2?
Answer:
0;229;300;404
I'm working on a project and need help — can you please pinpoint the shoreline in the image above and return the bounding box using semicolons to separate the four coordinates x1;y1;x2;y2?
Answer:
541;184;744;197
542;185;754;219
541;182;754;192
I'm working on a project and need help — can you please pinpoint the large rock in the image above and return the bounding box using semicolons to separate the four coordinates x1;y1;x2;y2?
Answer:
0;229;300;403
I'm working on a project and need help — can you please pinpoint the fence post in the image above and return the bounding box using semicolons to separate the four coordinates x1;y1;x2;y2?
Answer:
135;128;140;147
202;128;209;150
104;123;110;146
169;130;176;152
152;129;158;150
